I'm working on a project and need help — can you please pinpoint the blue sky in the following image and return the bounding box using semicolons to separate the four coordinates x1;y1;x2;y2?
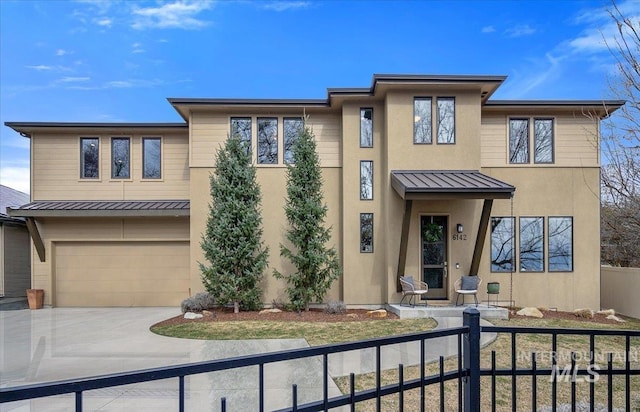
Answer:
1;0;637;194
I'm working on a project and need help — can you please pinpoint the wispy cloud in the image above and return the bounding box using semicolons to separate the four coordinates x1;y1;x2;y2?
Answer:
56;76;91;83
0;165;31;195
95;17;113;27
56;49;69;56
131;42;145;53
505;24;536;38
262;1;310;12
131;0;214;30
481;25;495;34
26;65;53;71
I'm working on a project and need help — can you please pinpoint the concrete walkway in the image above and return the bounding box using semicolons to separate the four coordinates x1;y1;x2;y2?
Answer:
1;308;494;412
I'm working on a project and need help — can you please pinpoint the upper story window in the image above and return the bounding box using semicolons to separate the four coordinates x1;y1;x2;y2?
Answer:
509;118;555;164
80;137;99;179
257;117;278;164
360;108;373;147
284;117;303;164
142;137;161;179
360;160;373;200
231;117;252;156
436;97;455;144
111;137;130;179
414;98;432;144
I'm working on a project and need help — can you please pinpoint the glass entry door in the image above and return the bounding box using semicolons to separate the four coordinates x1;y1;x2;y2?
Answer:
421;215;448;299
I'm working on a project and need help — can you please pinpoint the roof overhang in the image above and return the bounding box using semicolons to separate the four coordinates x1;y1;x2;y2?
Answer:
4;122;188;139
7;200;190;218
391;170;515;200
484;100;625;119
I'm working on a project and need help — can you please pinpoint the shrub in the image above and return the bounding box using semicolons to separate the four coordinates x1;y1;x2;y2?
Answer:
324;300;346;315
181;292;216;313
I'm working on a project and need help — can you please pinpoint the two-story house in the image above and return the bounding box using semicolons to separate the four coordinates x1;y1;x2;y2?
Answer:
5;74;622;310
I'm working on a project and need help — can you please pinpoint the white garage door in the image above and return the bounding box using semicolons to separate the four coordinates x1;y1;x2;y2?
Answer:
55;241;190;307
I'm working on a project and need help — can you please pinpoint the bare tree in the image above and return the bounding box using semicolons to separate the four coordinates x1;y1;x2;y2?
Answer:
601;1;640;266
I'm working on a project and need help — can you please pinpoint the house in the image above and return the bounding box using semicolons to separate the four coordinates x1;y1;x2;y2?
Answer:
5;74;623;310
0;185;31;298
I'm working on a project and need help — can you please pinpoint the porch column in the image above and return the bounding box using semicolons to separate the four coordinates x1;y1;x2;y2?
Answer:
396;200;413;292
25;217;45;262
469;199;493;276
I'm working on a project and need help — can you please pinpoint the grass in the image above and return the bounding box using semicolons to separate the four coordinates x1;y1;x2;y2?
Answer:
151;318;437;346
333;315;640;411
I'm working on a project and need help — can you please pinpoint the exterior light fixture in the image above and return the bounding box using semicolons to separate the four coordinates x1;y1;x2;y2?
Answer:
457;224;463;233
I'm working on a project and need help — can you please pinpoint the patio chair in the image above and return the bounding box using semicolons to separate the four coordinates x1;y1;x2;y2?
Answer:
399;276;429;307
455;276;482;307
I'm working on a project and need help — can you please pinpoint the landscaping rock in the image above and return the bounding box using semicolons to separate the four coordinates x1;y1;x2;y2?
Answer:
259;308;282;314
184;312;203;319
574;308;594;319
366;309;387;318
606;314;626;323
346;313;359;318
596;308;616;316
516;307;543;318
202;310;213;317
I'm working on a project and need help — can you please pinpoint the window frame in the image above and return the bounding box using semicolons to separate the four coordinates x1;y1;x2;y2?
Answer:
230;117;252;157
257;117;279;164
360;108;373;148
360;213;374;253
548;216;574;272
283;117;304;164
360;160;374;200
533;118;555;164
413;97;433;144
142;137;162;180
80;137;100;180
110;137;131;179
490;216;515;273
436;97;455;144
509;118;530;164
519;216;545;272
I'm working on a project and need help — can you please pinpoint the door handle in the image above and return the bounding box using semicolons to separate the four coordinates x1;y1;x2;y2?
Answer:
443;261;448;278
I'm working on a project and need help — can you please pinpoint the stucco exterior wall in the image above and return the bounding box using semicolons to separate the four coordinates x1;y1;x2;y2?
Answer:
601;266;640;318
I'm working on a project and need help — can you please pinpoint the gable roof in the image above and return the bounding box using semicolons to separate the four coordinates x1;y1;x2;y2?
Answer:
0;185;30;223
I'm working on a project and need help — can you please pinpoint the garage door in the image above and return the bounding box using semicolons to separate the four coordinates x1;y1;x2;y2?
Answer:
55;241;190;307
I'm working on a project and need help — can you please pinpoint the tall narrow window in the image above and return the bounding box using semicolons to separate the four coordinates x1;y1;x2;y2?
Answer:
257;118;278;164
548;217;573;272
437;97;455;144
360;213;374;253
519;217;544;272
80;137;99;179
231;117;252;156
509;119;529;164
360;160;373;200
111;137;130;179
284;117;303;164
491;217;515;272
534;118;554;163
142;137;161;179
414;98;432;144
360;108;373;147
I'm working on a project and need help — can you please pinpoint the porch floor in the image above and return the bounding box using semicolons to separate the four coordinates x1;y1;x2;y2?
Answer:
386;303;509;320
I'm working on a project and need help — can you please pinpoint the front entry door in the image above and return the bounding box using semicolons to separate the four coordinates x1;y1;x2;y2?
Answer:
421;216;448;299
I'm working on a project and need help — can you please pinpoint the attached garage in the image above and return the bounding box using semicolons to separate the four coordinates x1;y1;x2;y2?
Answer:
54;241;190;307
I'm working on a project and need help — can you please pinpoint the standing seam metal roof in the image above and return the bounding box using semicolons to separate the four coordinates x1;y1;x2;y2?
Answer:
391;170;515;199
7;200;190;217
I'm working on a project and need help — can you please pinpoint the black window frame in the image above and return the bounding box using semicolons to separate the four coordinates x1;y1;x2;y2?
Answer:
534;118;555;164
230;117;252;157
548;216;574;272
80;137;100;179
142;137;162;179
360;108;373;148
519;216;545;272
413;97;433;144
509;118;530;164
283;117;304;164
490;216;515;273
360;160;373;200
436;97;455;144
111;137;131;179
257;117;278;164
360;212;374;253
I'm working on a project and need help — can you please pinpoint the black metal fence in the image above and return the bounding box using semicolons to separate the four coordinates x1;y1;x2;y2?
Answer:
1;309;638;411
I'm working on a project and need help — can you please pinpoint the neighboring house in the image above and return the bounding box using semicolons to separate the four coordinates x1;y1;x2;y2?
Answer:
0;185;31;297
5;74;623;310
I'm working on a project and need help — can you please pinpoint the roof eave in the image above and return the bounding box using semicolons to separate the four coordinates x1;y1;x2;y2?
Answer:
7;208;190;218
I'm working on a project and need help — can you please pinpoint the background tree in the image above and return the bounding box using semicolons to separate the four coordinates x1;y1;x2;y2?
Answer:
274;120;342;311
601;1;640;266
200;134;268;313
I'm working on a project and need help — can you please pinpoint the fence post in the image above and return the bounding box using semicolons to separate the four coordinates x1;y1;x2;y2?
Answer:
463;308;480;412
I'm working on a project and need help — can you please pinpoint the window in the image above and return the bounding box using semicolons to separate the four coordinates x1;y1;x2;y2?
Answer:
257;118;278;164
231;117;252;156
519;217;544;272
284;117;303;164
491;217;515;272
509;119;529;163
534;119;554;163
360;213;373;253
414;98;432;144
142;137;161;179
437;98;455;144
548;217;573;272
360;108;373;147
360;160;373;200
80;137;99;179
111;138;130;179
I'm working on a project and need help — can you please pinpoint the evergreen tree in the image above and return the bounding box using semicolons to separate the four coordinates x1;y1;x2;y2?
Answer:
274;120;342;311
200;134;268;313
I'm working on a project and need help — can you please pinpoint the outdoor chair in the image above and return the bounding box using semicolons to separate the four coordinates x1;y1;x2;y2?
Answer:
399;276;429;307
455;276;482;307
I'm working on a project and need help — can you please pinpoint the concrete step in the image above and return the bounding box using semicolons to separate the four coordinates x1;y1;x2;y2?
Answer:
387;303;509;320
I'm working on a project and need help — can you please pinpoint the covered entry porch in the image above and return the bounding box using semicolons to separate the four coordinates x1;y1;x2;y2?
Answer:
391;170;515;302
